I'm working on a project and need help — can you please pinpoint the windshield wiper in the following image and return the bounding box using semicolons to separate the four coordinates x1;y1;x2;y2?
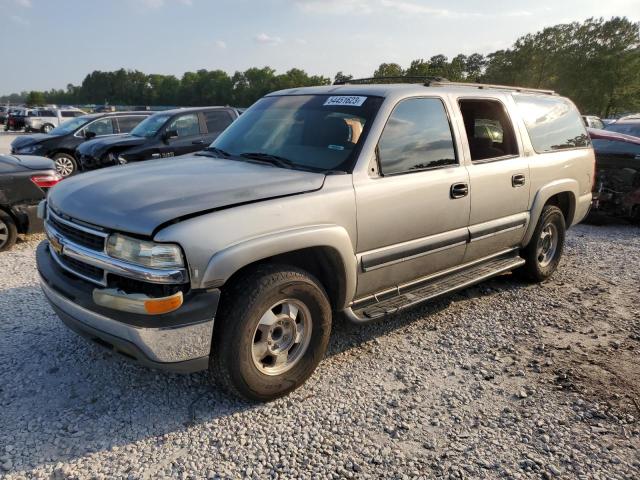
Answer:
197;147;231;158
239;152;296;169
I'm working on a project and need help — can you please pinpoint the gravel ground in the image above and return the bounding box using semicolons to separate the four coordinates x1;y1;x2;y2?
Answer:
0;131;22;155
1;224;639;479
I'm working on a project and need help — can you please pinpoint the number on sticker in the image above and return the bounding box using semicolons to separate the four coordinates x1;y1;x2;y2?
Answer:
324;96;367;107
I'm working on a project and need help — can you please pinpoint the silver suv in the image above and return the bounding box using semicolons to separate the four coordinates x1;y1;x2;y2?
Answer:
36;79;594;401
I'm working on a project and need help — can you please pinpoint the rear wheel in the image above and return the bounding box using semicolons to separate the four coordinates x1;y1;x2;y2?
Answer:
518;205;566;282
53;153;77;177
0;211;17;252
210;265;332;401
42;123;54;134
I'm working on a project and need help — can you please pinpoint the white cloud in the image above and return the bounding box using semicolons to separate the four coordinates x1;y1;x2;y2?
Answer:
15;0;31;7
214;39;227;49
295;0;373;14
254;33;284;46
10;15;30;25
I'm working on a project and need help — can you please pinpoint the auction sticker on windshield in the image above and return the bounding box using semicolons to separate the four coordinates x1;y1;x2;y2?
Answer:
324;96;367;107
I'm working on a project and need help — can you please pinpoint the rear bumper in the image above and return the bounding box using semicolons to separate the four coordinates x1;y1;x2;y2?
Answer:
37;241;219;373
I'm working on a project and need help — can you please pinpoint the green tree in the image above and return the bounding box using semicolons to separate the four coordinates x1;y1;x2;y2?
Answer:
25;91;45;107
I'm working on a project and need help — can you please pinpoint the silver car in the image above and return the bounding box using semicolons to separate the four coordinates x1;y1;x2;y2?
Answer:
36;79;594;401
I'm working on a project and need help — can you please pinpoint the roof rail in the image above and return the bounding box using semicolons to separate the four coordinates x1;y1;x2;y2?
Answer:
430;80;556;95
333;76;555;95
333;76;448;86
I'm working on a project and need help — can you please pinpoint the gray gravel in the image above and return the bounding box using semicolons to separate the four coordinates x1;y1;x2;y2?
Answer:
1;225;639;479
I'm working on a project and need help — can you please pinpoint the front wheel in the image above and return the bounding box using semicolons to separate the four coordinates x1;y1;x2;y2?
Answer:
42;124;54;134
518;205;566;282
210;265;332;401
53;153;77;177
0;211;18;252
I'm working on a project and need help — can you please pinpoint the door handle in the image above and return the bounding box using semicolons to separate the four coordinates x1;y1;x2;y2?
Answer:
450;182;469;199
512;174;526;187
192;140;205;145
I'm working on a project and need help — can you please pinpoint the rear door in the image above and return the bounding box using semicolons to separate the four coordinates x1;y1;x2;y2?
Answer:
115;115;148;134
454;95;530;263
201;109;235;145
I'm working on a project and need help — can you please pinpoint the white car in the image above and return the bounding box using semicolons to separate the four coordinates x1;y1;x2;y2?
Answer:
25;108;86;133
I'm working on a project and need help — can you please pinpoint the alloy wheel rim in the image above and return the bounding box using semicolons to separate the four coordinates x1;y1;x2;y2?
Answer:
0;219;8;248
251;299;312;376
43;125;51;133
55;157;74;177
537;222;558;268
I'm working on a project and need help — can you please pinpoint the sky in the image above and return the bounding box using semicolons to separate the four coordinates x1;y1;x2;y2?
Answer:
1;0;639;94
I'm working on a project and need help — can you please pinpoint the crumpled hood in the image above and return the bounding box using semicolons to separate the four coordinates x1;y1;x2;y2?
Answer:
48;155;326;236
10;134;51;150
76;134;146;158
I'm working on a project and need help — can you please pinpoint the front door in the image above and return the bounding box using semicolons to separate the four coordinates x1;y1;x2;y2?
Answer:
456;97;530;262
162;112;205;157
354;97;470;298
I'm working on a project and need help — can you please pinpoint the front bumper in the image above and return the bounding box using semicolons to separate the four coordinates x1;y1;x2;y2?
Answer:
37;241;219;373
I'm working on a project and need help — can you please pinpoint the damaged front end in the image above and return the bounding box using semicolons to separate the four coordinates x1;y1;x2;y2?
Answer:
588;127;640;222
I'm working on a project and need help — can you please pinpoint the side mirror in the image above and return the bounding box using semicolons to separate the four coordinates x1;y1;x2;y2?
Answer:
163;130;178;142
84;130;96;139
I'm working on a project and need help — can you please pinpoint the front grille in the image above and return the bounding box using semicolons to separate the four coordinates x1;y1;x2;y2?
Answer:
59;254;105;282
49;215;105;251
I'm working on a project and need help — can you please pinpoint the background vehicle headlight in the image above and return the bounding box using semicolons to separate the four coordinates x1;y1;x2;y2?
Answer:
17;144;40;154
106;233;184;268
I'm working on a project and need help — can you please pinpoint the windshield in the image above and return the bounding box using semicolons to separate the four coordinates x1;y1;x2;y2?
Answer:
210;94;383;172
130;114;170;138
49;116;91;136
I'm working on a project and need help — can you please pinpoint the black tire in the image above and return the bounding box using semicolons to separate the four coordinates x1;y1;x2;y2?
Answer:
52;153;78;177
210;264;332;402
42;123;55;134
518;205;566;282
0;210;18;252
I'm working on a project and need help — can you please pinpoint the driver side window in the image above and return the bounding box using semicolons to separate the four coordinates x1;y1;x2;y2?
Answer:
85;118;115;136
166;113;200;137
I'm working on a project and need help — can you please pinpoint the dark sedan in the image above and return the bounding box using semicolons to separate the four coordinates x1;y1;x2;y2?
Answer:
75;107;239;172
11;111;152;177
0;155;61;251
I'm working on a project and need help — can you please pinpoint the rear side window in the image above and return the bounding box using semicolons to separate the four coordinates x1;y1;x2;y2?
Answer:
377;98;456;175
459;99;519;161
85;117;115;136
39;110;55;117
514;95;589;153
116;116;146;133
204;110;233;133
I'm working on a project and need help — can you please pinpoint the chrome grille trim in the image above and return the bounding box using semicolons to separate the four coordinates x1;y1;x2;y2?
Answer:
44;218;188;286
48;208;108;240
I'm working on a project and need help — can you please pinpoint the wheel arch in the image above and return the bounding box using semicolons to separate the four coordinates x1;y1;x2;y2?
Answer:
523;179;577;246
200;225;357;311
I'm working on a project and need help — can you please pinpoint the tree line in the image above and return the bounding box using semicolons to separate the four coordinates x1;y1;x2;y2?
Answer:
4;17;638;117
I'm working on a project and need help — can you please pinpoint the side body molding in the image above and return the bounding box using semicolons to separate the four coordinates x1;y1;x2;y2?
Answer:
522;179;578;246
200;225;358;309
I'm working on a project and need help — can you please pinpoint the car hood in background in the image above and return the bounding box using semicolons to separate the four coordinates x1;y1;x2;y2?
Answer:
76;134;147;158
48;156;326;236
0;154;55;171
10;134;52;150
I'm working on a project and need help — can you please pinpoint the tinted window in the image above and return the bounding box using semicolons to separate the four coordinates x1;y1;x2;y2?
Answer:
377;98;456;175
38;110;55;117
514;95;589;153
166;113;200;137
204;110;233;133
85;118;115;136
604;122;640;138
61;111;77;118
116;116;146;133
459;99;519;161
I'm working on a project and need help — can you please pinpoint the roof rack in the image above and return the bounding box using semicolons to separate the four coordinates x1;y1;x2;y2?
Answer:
333;76;555;95
333;76;448;86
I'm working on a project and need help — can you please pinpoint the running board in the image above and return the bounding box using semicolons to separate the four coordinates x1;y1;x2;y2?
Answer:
347;250;525;322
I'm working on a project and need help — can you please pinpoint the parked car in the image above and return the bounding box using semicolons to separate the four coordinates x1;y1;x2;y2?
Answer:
11;112;152;177
604;118;640;138
36;80;593;401
75;107;240;172
0;106;10;125
0;154;61;252
582;115;604;129
24;107;86;134
588;127;640;222
4;108;36;131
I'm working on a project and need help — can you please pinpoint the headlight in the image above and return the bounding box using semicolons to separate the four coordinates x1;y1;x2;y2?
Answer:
17;144;40;154
106;233;184;269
